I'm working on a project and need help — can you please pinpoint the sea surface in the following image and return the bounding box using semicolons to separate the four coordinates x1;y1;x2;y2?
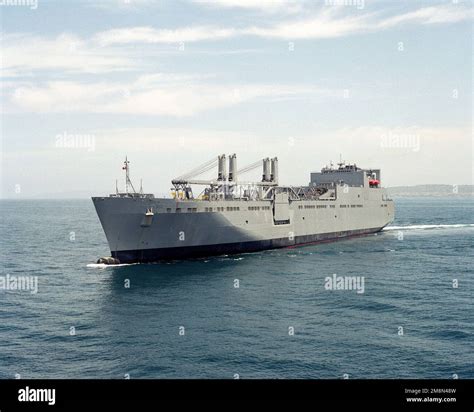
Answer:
0;197;472;379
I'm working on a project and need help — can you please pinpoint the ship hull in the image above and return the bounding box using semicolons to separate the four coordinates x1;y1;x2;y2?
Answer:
111;226;384;263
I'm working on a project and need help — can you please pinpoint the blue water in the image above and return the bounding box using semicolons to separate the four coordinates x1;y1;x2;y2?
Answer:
0;198;472;379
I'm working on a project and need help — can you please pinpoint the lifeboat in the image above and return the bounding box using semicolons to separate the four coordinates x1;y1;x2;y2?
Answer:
369;179;380;186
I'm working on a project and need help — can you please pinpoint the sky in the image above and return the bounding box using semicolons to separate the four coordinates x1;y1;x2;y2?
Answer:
0;0;472;198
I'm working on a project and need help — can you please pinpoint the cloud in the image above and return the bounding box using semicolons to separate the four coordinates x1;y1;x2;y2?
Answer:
84;0;156;11
95;26;237;46
244;7;370;39
1;3;471;79
91;4;473;47
0;33;134;76
190;0;302;13
376;5;472;29
8;76;333;116
242;4;472;40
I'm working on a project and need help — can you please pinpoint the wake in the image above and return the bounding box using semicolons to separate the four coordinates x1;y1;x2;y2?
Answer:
383;224;474;231
86;263;138;268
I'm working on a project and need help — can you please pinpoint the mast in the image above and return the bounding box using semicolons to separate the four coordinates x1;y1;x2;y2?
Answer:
122;156;136;194
337;153;344;168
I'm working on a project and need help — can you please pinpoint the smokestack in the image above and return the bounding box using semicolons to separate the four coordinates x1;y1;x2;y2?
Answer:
218;154;227;181
262;157;271;182
228;154;237;182
271;157;278;184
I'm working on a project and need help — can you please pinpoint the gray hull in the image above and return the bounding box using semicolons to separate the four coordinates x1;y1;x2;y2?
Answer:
92;185;394;263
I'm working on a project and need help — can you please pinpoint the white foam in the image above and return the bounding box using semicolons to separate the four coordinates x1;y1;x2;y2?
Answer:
86;263;138;268
384;224;474;231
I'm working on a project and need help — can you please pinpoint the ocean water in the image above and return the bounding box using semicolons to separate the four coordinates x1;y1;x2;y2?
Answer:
0;197;472;379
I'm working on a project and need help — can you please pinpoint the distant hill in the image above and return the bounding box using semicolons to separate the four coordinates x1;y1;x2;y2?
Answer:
387;185;473;197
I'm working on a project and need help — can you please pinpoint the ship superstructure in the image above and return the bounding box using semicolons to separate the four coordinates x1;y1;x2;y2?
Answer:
92;155;394;263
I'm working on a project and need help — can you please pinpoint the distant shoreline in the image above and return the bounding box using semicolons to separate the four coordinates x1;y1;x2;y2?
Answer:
387;185;473;197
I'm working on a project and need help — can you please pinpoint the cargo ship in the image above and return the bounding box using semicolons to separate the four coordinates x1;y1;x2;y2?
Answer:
92;155;394;263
